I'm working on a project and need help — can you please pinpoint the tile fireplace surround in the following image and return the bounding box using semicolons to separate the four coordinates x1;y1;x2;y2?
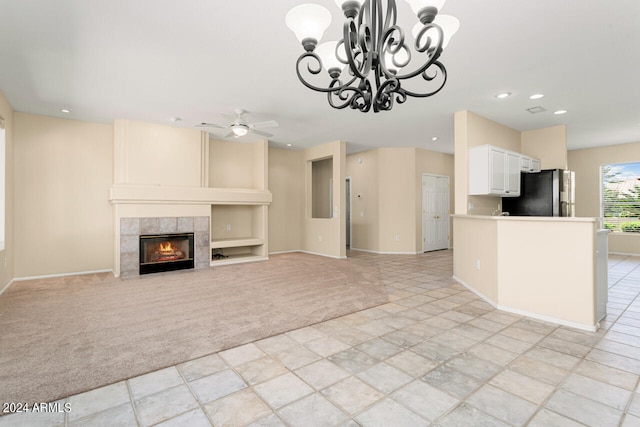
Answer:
120;216;209;278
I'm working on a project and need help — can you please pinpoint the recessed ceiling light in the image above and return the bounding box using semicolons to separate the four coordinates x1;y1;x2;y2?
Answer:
61;109;70;113
169;117;181;122
529;93;544;100
287;143;292;147
431;136;438;142
496;92;511;99
554;110;568;115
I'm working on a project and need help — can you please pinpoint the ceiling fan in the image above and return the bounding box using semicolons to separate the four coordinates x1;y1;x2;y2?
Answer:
197;109;278;138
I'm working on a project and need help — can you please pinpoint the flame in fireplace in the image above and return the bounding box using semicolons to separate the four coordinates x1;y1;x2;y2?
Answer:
158;242;175;254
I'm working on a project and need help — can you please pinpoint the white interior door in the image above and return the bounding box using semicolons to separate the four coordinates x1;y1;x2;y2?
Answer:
423;174;450;252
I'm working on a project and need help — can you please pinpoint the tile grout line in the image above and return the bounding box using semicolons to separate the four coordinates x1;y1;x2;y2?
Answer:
538;254;640;426
124;379;142;427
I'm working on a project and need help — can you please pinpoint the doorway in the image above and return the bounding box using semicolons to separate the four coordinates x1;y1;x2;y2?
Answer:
422;174;450;252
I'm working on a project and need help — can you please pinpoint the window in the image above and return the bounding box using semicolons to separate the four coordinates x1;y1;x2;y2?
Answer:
601;161;640;232
0;116;4;250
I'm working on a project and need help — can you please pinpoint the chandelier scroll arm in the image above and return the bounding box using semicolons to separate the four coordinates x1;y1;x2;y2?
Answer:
327;79;369;111
343;19;371;80
378;24;411;79
295;52;359;94
396;61;448;98
382;23;443;81
382;0;398;38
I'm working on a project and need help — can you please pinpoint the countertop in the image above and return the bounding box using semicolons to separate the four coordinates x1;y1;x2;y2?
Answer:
451;214;598;223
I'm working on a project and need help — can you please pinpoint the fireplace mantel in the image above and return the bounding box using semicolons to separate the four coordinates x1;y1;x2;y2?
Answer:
110;120;271;275
109;185;272;206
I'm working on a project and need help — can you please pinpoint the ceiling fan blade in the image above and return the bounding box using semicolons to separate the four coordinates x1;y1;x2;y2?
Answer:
250;120;279;129
197;122;226;129
250;129;274;138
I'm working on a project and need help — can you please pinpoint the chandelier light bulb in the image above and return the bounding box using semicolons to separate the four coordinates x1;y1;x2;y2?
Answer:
285;4;332;44
433;15;459;48
315;41;346;72
412;14;459;49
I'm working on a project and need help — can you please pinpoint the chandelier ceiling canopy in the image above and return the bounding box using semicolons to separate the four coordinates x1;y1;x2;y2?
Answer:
286;0;459;113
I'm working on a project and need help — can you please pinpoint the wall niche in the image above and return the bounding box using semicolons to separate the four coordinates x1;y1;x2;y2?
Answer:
311;157;333;218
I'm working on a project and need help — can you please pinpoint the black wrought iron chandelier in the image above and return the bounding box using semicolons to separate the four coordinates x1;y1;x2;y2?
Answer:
286;0;459;113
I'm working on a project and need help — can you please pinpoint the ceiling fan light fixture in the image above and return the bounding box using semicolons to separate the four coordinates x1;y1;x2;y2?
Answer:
231;125;249;137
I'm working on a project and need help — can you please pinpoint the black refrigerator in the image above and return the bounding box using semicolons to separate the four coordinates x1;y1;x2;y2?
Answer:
502;169;575;217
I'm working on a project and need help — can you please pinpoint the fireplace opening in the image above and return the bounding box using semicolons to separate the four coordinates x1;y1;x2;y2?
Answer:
139;233;195;275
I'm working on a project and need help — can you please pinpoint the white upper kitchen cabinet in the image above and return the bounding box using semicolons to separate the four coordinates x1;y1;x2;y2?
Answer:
469;145;521;197
506;151;521;195
530;158;541;172
520;155;541;173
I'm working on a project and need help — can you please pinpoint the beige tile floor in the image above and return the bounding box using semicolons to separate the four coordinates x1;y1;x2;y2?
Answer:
2;250;640;426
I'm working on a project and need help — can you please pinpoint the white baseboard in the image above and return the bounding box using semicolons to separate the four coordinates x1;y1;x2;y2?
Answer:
268;249;346;260
349;247;419;255
268;250;301;256
609;251;640;257
299;250;346;260
453;275;597;332
0;278;16;297
13;269;115;283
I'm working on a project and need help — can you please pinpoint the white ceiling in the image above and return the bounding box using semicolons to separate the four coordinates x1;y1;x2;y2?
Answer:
1;0;639;154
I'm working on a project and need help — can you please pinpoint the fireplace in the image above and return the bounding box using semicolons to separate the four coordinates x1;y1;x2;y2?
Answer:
139;233;195;275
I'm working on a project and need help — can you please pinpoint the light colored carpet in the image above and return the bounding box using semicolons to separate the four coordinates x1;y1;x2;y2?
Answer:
0;252;387;403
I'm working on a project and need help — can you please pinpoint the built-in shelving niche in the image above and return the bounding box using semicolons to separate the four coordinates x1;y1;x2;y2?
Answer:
210;204;267;266
207;138;270;266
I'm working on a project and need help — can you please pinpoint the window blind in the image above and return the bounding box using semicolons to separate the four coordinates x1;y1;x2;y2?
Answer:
602;162;640;232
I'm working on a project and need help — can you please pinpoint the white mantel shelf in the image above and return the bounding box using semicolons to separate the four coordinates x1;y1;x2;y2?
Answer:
109;185;272;205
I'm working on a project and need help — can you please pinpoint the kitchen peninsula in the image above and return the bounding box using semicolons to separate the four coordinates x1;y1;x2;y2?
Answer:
452;215;605;331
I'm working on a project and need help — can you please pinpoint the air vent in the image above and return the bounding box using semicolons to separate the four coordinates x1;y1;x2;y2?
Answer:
526;106;546;114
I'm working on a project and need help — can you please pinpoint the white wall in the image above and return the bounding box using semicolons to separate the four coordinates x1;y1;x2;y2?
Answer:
14;113;113;277
302;141;346;258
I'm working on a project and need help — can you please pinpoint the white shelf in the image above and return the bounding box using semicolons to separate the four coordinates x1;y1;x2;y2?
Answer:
210;253;268;266
210;237;264;249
